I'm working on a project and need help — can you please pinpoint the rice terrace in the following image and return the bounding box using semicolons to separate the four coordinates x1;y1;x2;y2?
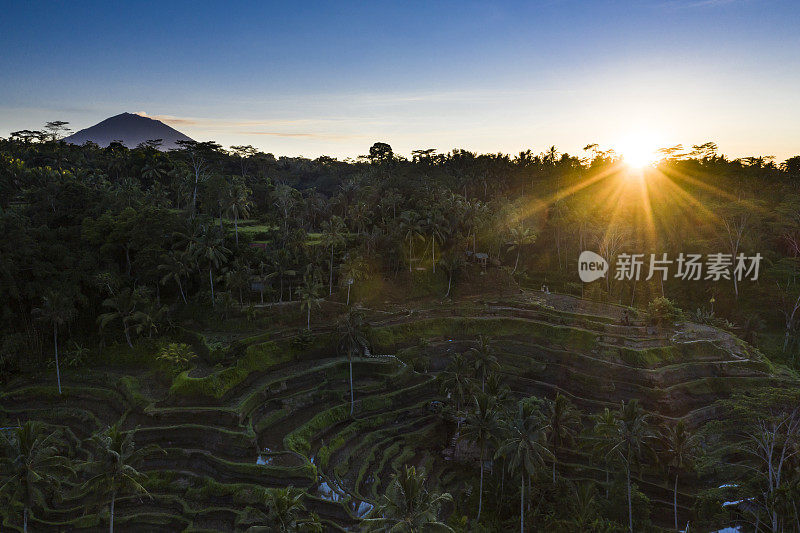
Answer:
2;2;800;532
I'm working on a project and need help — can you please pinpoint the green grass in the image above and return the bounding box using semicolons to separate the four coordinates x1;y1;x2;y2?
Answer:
283;389;415;456
170;340;293;400
236;224;274;238
368;316;598;353
117;375;150;409
285;404;350;456
616;340;735;368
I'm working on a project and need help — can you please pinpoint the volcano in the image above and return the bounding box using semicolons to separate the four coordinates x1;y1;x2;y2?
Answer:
63;112;194;150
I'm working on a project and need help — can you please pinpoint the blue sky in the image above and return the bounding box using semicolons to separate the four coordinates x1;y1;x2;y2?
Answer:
1;0;799;160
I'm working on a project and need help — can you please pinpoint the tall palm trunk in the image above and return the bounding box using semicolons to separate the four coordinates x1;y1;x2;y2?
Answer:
307;306;311;330
527;476;531;512
125;246;131;276
209;267;215;306
673;472;679;531
477;442;485;521
627;464;633;533
520;475;524;533
24;507;28;533
431;238;436;272
513;248;520;273
234;211;239;245
53;323;62;394
555;228;562;271
497;458;504;508
110;490;115;533
349;358;355;415
191;173;199;214
123;325;133;348
177;278;187;304
329;246;334;295
346;283;351;306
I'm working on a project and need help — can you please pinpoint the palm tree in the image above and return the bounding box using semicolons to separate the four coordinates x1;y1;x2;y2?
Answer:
141;161;164;184
0;422;74;532
421;209;447;273
296;274;322;330
320;215;346;295
364;465;453;532
549;481;602;531
263;486;310;532
224;181;252;245
158;250;190;304
363;225;385;259
273;184;299;239
137;298;167;339
339;254;367;306
658;420;698;531
544;393;581;483
550;200;569;271
380;189;402;220
470;335;499;393
464;200;487;254
437;353;473;416
347;201;370;236
609;400;654;533
440;250;464;298
82;424;162;533
461;393;500;523
507;225;537;274
337;308;367;415
590;407;618;498
191;225;231;306
495;406;552;533
484;373;512;410
272;248;295;302
32;291;76;394
399;210;423;273
255;257;277;304
224;260;252;305
545;144;559;165
98;288;146;348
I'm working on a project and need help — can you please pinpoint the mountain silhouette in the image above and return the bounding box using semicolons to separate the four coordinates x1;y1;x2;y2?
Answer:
63;112;194;149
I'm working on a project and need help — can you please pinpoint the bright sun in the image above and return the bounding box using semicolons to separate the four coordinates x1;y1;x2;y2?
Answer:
615;133;662;170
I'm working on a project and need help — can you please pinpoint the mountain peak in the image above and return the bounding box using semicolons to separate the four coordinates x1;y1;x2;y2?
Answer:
64;112;194;150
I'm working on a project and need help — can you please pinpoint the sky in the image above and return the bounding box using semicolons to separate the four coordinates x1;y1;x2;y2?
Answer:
1;0;799;161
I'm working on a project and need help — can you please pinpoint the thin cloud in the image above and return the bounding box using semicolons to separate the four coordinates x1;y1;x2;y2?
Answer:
136;112;198;126
131;112;366;143
135;112;358;129
242;131;318;138
661;0;739;8
240;131;364;141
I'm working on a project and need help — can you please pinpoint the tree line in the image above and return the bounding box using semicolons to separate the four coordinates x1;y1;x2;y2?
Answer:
1;125;799;383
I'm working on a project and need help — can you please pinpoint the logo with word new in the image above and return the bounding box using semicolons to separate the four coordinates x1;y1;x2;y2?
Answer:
577;251;763;283
578;251;609;282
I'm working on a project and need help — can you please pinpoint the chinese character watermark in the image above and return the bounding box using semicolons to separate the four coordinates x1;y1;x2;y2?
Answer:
578;251;761;282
